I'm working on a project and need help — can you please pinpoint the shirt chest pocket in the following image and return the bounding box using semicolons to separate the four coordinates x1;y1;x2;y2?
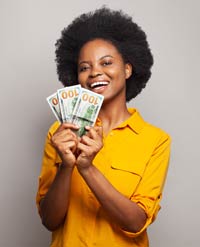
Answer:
106;162;143;198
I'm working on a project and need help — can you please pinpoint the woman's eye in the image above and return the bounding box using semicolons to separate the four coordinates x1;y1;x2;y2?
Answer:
79;66;89;72
103;61;112;66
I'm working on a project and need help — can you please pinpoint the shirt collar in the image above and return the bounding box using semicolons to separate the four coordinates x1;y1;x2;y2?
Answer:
117;108;146;134
96;108;146;134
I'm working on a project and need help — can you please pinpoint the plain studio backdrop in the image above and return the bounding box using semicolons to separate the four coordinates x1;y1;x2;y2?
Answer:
0;0;199;246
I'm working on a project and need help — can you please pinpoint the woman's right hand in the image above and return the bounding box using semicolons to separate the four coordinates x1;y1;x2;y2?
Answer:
51;123;79;168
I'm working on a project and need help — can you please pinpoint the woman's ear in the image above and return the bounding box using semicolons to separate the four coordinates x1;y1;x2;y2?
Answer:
125;63;132;79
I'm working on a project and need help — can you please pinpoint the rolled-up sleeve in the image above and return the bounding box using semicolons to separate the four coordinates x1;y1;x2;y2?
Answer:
36;121;61;215
123;133;171;237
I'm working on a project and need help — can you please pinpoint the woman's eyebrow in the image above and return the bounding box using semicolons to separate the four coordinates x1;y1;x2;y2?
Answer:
99;55;114;60
78;55;114;66
78;60;90;66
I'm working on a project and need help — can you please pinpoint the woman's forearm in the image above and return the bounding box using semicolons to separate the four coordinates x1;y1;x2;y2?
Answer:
78;165;147;233
40;165;73;231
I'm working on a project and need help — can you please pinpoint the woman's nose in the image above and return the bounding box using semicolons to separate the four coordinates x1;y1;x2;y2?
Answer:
89;65;103;78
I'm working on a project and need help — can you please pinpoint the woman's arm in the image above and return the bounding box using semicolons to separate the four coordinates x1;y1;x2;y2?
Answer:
76;126;147;233
39;123;79;231
40;165;73;231
79;165;147;233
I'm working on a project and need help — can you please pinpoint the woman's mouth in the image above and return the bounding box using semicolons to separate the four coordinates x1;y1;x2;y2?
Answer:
89;81;109;93
90;81;109;89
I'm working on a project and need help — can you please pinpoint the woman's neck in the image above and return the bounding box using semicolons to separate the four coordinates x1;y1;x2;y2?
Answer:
98;100;131;135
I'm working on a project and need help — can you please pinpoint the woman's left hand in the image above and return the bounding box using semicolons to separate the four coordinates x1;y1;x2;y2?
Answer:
76;126;103;170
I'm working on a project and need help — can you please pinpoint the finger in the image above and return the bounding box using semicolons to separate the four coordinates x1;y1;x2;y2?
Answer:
64;140;77;153
77;141;89;154
51;131;78;148
80;134;95;146
59;140;77;154
55;129;77;140
84;126;97;139
92;126;103;139
77;140;100;158
54;124;80;139
80;134;103;155
56;122;80;132
95;126;103;137
84;126;103;140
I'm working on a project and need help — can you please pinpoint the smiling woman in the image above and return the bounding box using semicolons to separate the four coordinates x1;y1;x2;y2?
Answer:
77;39;132;106
36;6;171;247
55;7;153;101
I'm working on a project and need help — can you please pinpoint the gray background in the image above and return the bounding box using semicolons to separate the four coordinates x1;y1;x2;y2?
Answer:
0;0;199;246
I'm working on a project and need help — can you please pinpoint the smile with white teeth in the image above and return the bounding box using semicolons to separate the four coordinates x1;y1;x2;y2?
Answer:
90;81;109;89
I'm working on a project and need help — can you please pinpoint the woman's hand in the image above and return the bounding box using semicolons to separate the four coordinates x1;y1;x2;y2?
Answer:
51;123;79;168
76;126;103;171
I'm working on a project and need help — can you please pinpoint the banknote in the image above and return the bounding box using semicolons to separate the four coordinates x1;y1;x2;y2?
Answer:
71;88;104;136
57;85;81;122
46;92;62;122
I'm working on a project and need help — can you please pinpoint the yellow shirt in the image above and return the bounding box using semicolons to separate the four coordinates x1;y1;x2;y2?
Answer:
36;108;171;247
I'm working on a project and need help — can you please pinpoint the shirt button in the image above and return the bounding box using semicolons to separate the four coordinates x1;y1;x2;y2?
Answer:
110;132;114;136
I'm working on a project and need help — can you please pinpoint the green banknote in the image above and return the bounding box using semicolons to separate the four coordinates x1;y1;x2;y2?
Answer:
72;88;104;136
57;85;81;122
46;92;62;122
47;86;104;136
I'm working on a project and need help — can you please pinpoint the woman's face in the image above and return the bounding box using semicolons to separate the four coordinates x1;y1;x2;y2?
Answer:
77;39;132;104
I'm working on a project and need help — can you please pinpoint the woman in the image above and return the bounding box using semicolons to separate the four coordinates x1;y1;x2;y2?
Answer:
36;7;171;247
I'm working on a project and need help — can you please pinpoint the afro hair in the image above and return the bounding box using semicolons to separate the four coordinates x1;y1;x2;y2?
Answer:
55;7;153;101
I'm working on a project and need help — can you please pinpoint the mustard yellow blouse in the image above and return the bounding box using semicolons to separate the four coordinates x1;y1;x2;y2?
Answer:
36;108;171;247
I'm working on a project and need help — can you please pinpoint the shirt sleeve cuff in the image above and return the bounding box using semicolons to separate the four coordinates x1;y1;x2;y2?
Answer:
119;201;161;238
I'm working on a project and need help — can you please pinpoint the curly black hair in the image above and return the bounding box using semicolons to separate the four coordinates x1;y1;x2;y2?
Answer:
55;7;153;101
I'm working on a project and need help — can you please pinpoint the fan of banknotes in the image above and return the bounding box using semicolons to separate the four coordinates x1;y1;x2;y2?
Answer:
47;85;104;136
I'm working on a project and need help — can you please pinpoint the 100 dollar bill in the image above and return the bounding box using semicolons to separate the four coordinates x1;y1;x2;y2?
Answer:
57;85;81;122
46;92;62;122
72;88;104;136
